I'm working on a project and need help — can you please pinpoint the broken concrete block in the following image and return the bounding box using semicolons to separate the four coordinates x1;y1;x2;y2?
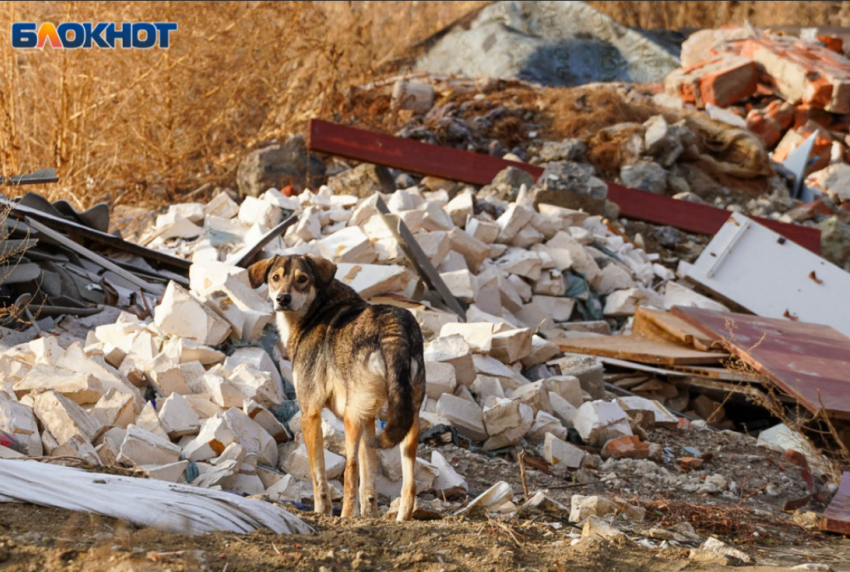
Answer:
91;388;135;428
159;393;202;438
239;195;282;228
378;446;403;481
15;364;104;405
117;424;182;467
0;392;42;456
436;393;488;441
193;459;239;489
222;407;278;467
543;375;584;408
431;450;468;499
582;515;625;540
466;217;500;244
544;231;600;280
148;353;192;397
335;263;412;298
316;226;377;264
570;495;615;522
53;434;101;465
440;322;495;354
663;281;728;313
198;374;244;409
551;355;604;399
415;230;451;267
472;354;526;391
448;228;490;272
509;381;552;414
616;396;678;428
425;360;458;400
136;401;170;441
182;413;238;461
446;189;474;227
510;223;545;248
521;335;561;368
424;335;476;387
532;269;567;296
228;364;283;409
417;200;455;232
591;263;636;296
439;269;478;303
292;205;323;242
482;401;533;450
543;432;588;469
203;274;274;341
496;204;534;243
494;248;542;281
471;374;505;406
243;399;291;443
464;481;514;515
189;261;251;297
528;411;567;440
574;400;633;447
141;460;189;483
489;327;532;364
283;443;345;480
483;398;528;436
203;192;239;219
265;473;301;501
225;346;282;388
154;282;231;346
32;390;102;444
409;307;459;339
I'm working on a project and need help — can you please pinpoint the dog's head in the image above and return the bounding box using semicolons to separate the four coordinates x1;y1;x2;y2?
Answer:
248;254;337;314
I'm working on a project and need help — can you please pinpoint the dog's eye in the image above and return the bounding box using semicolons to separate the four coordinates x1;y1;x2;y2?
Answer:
272;275;280;282
297;275;308;284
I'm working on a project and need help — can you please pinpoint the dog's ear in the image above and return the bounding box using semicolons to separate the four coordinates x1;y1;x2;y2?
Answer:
305;254;336;288
247;256;279;289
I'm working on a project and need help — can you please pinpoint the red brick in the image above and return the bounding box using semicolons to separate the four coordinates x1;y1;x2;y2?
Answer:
600;435;649;460
675;457;704;472
665;54;757;108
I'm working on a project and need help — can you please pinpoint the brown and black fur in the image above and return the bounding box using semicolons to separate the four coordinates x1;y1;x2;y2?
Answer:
248;254;426;520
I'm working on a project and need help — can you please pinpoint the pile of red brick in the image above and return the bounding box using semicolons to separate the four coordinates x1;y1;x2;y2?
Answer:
664;30;850;179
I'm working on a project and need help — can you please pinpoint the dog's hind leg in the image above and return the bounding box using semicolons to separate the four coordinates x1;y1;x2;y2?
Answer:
359;418;380;518
302;409;332;515
397;411;420;522
341;412;365;518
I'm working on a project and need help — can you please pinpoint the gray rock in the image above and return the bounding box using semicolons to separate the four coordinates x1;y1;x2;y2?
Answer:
818;216;850;271
815;163;850;203
484;166;537;202
643;115;683;167
327;164;396;199
236;135;325;197
533;161;608;215
538;139;587;163
621;163;667;194
394;172;417;190
672;191;707;204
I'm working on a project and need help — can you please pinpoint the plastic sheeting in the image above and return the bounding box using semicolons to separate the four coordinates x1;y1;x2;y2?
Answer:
0;459;313;535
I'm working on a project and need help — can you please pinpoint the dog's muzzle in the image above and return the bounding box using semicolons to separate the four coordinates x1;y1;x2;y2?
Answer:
276;293;292;311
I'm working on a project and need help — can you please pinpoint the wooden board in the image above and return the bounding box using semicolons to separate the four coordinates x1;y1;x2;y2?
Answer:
633;307;716;351
308;119;821;253
821;472;850;535
673;306;850;420
552;335;727;365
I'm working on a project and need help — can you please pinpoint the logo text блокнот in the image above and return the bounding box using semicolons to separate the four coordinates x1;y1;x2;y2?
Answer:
11;22;177;49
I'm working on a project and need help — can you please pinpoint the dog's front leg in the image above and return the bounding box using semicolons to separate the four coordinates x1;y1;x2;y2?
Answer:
341;412;365;518
358;419;380;518
302;409;332;515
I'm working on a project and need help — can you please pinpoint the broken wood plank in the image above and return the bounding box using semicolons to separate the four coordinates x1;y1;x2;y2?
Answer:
821;471;850;535
230;214;298;268
375;196;466;320
307;119;821;253
552;335;727;366
25;217;165;296
2;197;191;272
674;305;850;420
633;307;716;351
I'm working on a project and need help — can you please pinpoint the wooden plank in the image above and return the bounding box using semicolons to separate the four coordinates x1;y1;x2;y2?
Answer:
821;472;850;535
633;307;715;351
2;197;192;272
568;353;761;382
308;119;822;253
552;335;727;365
673;305;850;420
229;215;299;268
25;217;165;296
375;196;466;320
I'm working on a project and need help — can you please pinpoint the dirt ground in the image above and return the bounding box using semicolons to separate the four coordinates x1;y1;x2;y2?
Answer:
2;421;849;572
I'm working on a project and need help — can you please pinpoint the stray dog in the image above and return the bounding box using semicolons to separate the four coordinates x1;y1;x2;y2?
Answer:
248;254;426;520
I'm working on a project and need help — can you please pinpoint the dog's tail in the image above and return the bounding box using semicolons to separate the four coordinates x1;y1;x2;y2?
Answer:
370;335;422;449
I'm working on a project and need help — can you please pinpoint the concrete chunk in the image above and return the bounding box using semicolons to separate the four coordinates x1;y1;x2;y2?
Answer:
521;335;561;368
228;364;283;409
91;388;135;428
496;204;534;243
141;460;189;483
182;413;238;461
335;263;412;298
574;400;633;447
425;360;458;400
243;399;291;443
549;392;579;427
159;393;202;438
189;261;251;297
543;432;588;469
528;411;567;440
466;217;500;244
32;390;102;444
424;335;476;386
495;248;542;281
203;275;273;341
510;381;552;414
222;407;278;467
0;392;42;456
53;434;101;465
136;401;171;441
489;328;532;364
317;226;377;264
284;443;345;480
15;364;104;405
446;189;474;227
154;282;231;346
431;450;468;499
436;393;488;441
117;424;182;467
439;269;478;303
448;228;490;272
440;322;495;354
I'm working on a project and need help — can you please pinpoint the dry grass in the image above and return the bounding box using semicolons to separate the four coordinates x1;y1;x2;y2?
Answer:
0;1;486;209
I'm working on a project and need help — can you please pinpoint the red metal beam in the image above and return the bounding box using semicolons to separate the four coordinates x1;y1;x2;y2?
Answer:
308;119;821;254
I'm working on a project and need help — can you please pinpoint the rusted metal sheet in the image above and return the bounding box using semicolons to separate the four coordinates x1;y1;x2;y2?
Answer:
821;472;850;534
308;119;822;253
672;306;850;420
